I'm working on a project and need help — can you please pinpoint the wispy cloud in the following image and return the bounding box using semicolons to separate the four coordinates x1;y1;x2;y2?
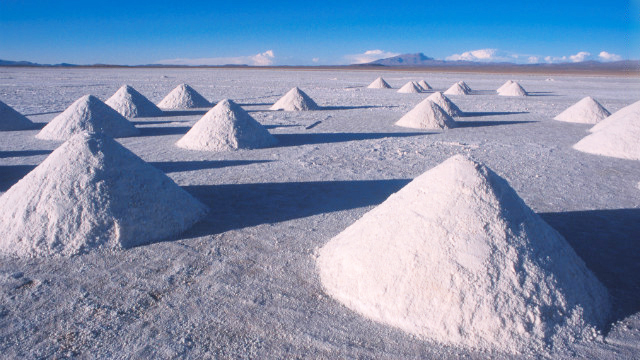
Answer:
345;49;401;64
156;50;275;66
544;51;592;63
598;51;622;62
445;48;515;62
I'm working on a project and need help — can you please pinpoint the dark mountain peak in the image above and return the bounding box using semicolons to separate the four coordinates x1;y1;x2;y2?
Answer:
368;53;436;66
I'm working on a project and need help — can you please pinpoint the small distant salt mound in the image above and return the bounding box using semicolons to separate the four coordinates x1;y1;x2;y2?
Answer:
397;81;422;93
458;81;472;92
444;82;469;95
157;84;212;109
395;99;456;130
36;95;139;141
573;111;640;160
554;97;610;124
418;80;432;90
177;99;277;151
496;80;515;93
0;100;35;131
589;100;640;133
426;92;463;117
270;87;319;111
498;81;528;96
0;132;208;257
317;154;610;354
367;77;392;89
105;85;163;118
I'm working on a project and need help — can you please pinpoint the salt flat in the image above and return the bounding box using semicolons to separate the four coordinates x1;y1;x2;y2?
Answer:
0;68;639;358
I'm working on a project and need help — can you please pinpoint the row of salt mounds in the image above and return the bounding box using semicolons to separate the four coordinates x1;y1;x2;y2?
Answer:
418;80;432;90
157;84;212;109
496;80;514;93
0;100;35;131
427;92;463;117
367;77;392;89
270;87;318;111
573;100;640;160
395;99;456;130
397;81;422;93
36;95;139;141
0;132;208;257
177;99;277;151
554;96;610;124
105;85;163;118
316;154;610;355
444;82;469;95
499;81;528;96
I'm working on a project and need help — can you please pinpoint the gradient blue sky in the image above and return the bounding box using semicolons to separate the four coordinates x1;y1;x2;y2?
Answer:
1;0;637;65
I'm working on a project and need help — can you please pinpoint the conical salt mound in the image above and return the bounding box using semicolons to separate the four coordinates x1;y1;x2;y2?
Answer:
0;132;208;257
397;81;422;93
270;87;319;111
554;97;610;124
426;91;463;117
36;95;139;141
417;80;432;90
573;111;640;160
317;155;610;354
458;81;472;92
367;77;392;89
177;99;277;151
157;84;212;109
0;100;35;131
105;85;163;118
498;82;528;96
589;99;640;133
444;82;469;95
395;99;456;130
497;80;515;93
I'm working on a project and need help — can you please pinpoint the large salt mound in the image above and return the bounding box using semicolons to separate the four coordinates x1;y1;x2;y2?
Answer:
589;99;640;133
367;77;392;89
157;84;212;109
317;155;610;354
499;82;528;96
105;85;163;118
497;80;515;93
426;91;463;117
418;80;432;90
270;87;319;111
0;100;35;131
176;99;277;151
573;111;640;160
36;95;139;141
395;99;456;130
554;97;610;124
397;81;422;93
444;82;469;95
0;132;208;257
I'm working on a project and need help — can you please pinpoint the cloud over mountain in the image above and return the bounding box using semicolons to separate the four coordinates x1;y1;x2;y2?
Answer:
156;50;275;66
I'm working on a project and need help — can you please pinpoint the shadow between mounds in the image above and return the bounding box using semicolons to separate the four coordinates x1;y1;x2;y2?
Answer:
24;110;63;116
455;120;538;128
539;209;640;326
161;110;209;117
150;160;272;173
0;164;37;191
527;92;561;97
237;102;273;106
320;105;395;111
263;124;302;130
0;149;52;159
136;126;191;137
132;120;191;126
273;132;430;147
461;111;529;117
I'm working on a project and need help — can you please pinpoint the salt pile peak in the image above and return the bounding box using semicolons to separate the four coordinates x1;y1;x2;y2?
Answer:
157;84;212;109
0;132;208;257
105;85;163;118
177;99;277;151
367;77;392;89
554;97;610;124
497;80;515;93
395;99;456;130
317;155;610;354
444;82;469;95
36;95;139;141
0;100;35;131
418;80;432;90
573;110;640;160
270;87;319;111
498;81;528;96
397;81;422;93
589;99;640;133
426;92;463;117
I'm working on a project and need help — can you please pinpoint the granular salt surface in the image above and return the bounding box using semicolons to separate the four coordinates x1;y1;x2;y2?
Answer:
395;99;456;130
573;111;640;160
367;77;392;89
270;87;319;111
554;96;610;124
157;84;212;109
0;100;35;131
444;83;468;95
105;85;163;118
426;92;463;117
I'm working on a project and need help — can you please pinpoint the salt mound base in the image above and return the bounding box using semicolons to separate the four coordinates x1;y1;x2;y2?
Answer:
499;82;528;96
317;155;610;354
418;80;432;90
367;77;392;89
36;95;139;141
270;87;319;111
573;111;640;160
458;81;472;92
589;99;640;132
157;84;212;109
554;97;610;124
395;99;456;130
0;132;208;257
497;80;514;93
427;92;463;117
397;81;422;93
105;85;163;118
177;99;277;151
0;100;35;131
444;82;469;95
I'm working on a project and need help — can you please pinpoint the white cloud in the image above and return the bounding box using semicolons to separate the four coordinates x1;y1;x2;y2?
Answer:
445;49;513;62
569;51;591;62
312;57;320;63
528;56;540;64
544;51;592;64
345;49;401;64
156;50;275;66
598;51;622;62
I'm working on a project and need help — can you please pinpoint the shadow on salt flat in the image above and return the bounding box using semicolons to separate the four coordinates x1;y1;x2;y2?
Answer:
150;160;272;173
0;150;52;159
161;109;209;117
132;120;191;126
0;164;37;191
136;126;191;137
455;120;538;128
273;132;430;147
461;111;529;117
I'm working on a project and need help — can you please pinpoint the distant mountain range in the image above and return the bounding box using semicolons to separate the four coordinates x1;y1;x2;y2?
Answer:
0;59;77;67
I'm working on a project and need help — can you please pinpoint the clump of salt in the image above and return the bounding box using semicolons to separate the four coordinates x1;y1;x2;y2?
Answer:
417;80;432;90
105;85;163;118
589;99;640;132
426;92;463;117
573;110;640;160
397;81;422;93
0;100;35;131
270;87;319;111
458;81;472;92
496;80;515;93
157;84;212;109
554;97;610;124
498;81;528;96
444;82;469;95
367;77;392;89
395;99;456;130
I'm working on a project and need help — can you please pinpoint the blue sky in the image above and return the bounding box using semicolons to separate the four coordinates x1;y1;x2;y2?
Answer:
1;0;636;65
